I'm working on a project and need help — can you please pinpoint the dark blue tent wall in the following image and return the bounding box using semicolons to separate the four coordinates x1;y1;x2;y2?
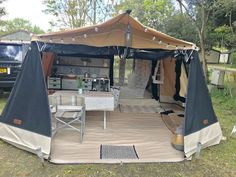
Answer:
184;51;218;136
0;42;52;137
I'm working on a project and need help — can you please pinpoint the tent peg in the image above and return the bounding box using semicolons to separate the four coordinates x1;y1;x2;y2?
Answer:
35;147;45;166
195;142;202;159
230;125;236;136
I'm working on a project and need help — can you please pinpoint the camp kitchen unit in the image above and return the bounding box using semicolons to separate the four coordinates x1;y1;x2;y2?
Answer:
47;55;111;91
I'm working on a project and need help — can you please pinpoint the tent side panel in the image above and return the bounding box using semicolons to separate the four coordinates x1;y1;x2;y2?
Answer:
42;52;55;80
160;58;176;102
184;122;222;158
184;51;222;157
0;42;51;156
160;57;188;103
0;123;51;158
179;64;188;98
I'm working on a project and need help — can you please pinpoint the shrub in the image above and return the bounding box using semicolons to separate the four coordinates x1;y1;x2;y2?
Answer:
230;51;236;67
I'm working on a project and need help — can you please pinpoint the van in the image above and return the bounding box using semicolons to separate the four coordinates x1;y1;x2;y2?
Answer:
0;42;29;92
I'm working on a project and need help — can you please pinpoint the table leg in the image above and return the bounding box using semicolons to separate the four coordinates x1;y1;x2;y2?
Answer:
104;110;106;129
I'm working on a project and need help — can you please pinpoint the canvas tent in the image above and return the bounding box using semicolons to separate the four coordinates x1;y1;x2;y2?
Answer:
0;12;222;163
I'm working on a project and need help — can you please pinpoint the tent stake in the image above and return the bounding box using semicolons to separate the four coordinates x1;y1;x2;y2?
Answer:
230;125;236;136
195;142;202;159
35;147;45;166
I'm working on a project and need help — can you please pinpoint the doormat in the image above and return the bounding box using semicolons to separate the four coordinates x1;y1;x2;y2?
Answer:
100;145;139;159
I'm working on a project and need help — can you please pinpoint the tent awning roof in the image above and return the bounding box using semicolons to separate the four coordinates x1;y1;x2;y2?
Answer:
32;12;196;50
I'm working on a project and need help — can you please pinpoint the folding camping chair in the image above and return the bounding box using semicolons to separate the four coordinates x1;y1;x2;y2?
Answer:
49;94;86;143
55;104;85;143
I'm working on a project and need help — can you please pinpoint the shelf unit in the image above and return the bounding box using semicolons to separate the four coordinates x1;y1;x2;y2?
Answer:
53;65;109;78
49;56;111;91
48;77;61;89
54;64;109;69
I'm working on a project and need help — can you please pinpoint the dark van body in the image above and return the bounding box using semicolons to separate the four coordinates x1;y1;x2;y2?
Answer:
0;42;29;92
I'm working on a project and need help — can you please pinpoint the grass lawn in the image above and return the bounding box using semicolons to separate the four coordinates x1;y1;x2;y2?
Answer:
0;93;8;113
0;89;236;177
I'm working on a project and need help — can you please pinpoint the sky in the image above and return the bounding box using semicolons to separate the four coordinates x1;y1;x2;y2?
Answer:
2;0;117;32
2;0;179;32
2;0;53;31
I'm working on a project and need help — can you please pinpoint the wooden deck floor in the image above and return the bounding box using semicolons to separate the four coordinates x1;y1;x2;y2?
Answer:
50;111;184;164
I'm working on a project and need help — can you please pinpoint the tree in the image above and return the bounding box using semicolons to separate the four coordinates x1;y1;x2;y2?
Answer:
210;25;233;49
115;0;174;31
1;18;44;35
165;12;199;44
43;0;117;29
0;0;7;27
43;0;87;29
212;0;236;49
176;0;183;14
176;0;220;79
143;0;173;30
0;0;6;18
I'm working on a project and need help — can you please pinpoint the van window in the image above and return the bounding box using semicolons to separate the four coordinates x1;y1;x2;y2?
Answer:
0;44;23;62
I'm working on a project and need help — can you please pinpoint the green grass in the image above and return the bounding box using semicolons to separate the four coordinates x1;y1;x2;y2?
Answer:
0;93;8;113
0;89;236;177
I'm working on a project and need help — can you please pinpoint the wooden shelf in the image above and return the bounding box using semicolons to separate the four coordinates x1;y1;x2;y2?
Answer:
54;64;109;69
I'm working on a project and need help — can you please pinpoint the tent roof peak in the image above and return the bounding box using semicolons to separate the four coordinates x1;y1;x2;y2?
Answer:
125;9;132;15
32;13;197;51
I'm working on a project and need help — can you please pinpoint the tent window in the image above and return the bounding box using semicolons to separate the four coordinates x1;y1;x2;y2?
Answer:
152;61;164;84
113;57;134;85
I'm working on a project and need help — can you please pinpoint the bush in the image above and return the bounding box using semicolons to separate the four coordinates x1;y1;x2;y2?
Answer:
211;83;236;110
230;51;236;67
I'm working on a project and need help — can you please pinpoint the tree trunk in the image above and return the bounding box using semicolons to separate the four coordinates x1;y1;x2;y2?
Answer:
93;0;97;25
229;10;234;34
119;59;126;86
177;0;183;14
198;32;208;82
